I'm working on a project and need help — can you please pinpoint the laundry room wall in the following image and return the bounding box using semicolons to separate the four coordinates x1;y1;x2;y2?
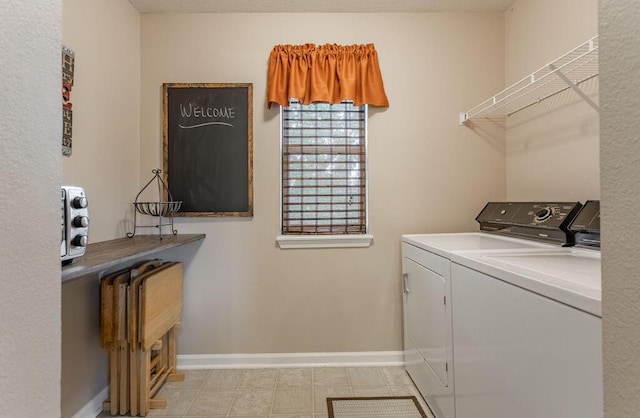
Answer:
140;12;506;356
599;1;640;415
62;0;141;242
61;0;140;416
1;1;61;416
504;0;600;201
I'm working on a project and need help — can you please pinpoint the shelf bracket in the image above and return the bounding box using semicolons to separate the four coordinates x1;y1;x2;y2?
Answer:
548;63;599;113
459;112;469;125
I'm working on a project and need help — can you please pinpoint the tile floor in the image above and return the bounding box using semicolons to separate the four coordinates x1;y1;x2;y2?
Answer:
98;366;434;418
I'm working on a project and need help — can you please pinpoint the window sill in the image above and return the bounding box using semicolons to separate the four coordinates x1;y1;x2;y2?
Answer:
276;234;373;249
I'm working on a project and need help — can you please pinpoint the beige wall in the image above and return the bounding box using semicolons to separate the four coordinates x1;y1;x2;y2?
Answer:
140;12;506;354
61;0;140;416
599;1;640;416
504;0;599;201
62;0;141;242
0;0;61;416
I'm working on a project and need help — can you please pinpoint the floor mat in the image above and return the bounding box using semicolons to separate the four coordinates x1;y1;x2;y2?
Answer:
327;396;428;418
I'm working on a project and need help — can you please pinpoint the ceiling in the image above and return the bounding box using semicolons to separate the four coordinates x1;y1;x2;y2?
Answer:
128;0;514;14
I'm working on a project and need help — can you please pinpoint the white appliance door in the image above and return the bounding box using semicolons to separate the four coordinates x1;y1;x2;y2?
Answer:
404;258;448;386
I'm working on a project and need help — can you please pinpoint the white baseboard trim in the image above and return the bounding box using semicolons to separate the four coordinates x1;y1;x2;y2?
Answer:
72;385;108;418
177;351;404;370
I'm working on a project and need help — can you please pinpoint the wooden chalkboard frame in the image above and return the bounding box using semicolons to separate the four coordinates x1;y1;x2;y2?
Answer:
162;83;253;217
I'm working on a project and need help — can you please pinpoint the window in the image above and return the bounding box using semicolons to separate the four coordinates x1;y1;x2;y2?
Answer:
278;99;372;248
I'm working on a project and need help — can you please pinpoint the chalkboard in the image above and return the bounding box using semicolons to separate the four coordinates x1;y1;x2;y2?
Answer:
163;83;253;217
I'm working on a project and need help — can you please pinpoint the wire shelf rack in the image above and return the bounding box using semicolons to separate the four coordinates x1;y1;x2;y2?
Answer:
127;169;182;239
460;35;599;124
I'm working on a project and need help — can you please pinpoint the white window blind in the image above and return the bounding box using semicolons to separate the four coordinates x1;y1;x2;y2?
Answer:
281;99;367;235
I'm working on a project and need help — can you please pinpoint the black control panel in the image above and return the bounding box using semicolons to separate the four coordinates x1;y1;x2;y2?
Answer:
476;202;583;246
568;200;600;248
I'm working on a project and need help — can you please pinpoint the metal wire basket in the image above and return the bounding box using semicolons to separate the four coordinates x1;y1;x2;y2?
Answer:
133;201;182;217
127;168;181;239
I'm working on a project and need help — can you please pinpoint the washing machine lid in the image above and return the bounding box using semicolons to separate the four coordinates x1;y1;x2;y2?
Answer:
402;233;553;259
451;248;601;317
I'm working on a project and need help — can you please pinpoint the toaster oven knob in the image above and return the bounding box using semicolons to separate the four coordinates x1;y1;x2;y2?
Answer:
73;216;89;228
72;235;88;247
72;196;88;209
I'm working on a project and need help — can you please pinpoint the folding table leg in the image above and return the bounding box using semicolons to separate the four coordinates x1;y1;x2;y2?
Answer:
118;343;129;414
166;325;185;382
109;347;118;415
129;346;139;416
139;349;151;416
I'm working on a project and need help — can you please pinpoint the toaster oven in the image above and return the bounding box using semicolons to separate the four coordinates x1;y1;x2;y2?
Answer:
61;186;89;264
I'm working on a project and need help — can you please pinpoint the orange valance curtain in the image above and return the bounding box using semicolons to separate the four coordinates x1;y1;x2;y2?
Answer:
267;43;389;108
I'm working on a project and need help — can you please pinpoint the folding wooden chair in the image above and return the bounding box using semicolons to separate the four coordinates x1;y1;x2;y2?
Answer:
100;267;132;415
112;269;132;414
101;260;184;416
137;262;185;415
127;260;163;416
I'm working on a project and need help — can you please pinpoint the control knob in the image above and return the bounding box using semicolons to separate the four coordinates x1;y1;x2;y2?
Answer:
73;216;89;228
73;196;88;209
535;207;553;222
72;235;88;247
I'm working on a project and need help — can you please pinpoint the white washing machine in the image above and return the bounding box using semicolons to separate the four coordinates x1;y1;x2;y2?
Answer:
401;201;584;418
449;200;602;418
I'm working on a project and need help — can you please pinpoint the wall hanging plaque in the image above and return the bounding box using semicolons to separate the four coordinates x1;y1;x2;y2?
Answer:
62;45;74;156
163;83;253;217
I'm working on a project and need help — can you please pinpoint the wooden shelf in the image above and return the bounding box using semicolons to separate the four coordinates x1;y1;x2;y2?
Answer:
61;234;205;283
